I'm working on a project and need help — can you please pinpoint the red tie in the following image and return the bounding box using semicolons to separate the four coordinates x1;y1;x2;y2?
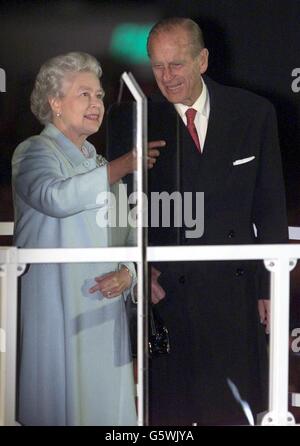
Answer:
185;108;201;152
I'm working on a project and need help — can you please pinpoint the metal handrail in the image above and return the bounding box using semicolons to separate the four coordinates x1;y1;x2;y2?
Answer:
0;243;299;426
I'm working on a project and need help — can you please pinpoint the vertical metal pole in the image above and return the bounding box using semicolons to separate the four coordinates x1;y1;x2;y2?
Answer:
121;73;148;426
0;258;7;426
0;247;19;426
262;256;296;425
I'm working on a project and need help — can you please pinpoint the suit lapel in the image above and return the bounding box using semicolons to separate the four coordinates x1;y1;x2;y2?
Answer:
196;77;242;195
149;78;245;197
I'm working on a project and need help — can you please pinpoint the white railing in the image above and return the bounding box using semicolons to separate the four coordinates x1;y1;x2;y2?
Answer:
2;223;298;240
121;72;149;424
0;243;299;426
0;223;14;236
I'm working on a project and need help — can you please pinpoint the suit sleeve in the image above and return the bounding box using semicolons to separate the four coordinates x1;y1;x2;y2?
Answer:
252;104;288;298
12;140;109;218
253;104;288;243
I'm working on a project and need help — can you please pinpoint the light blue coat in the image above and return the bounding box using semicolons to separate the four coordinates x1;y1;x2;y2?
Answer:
12;123;137;426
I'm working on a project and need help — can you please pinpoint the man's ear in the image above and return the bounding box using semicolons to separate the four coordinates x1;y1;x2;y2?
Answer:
48;96;62;116
199;48;209;75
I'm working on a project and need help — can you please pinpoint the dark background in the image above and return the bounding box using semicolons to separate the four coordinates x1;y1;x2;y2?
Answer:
0;0;300;421
1;0;300;219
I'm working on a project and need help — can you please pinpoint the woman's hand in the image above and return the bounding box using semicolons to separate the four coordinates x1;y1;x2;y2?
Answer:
108;140;166;184
89;266;133;299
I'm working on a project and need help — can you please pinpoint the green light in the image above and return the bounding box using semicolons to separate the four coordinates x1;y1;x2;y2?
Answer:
110;23;154;64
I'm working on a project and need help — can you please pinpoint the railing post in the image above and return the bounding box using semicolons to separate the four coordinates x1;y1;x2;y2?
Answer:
0;247;20;426
121;72;148;426
262;256;297;425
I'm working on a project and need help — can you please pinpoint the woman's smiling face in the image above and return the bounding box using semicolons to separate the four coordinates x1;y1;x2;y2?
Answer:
50;71;105;147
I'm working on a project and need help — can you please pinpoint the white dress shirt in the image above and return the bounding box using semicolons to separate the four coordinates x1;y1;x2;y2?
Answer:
174;78;210;153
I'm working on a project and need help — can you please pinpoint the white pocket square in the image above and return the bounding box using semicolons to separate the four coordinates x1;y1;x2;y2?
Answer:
233;156;255;166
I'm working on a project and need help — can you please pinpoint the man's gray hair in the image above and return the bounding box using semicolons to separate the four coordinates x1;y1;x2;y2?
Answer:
31;52;102;125
147;17;205;58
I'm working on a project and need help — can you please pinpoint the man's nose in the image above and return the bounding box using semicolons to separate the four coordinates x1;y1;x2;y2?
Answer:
162;66;174;82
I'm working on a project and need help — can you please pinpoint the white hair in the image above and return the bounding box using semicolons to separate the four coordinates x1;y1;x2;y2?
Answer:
30;52;102;125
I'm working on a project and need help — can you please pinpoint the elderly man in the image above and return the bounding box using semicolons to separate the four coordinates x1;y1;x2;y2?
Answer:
147;17;288;425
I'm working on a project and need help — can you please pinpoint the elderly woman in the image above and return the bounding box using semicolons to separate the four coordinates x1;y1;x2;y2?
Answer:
12;52;163;426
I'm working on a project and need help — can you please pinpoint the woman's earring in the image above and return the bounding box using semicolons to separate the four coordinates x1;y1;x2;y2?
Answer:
56;112;61;117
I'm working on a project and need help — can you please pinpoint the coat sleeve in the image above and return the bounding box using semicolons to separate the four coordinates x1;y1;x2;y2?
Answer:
12;138;109;218
252;104;288;298
252;103;288;242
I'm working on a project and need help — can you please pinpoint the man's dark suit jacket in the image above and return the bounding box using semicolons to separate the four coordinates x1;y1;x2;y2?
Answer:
107;76;288;425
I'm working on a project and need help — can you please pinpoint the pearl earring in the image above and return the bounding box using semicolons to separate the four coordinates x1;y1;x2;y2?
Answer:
56;112;61;117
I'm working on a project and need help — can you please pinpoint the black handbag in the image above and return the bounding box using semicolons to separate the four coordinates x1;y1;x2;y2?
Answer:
148;305;170;357
126;299;170;358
